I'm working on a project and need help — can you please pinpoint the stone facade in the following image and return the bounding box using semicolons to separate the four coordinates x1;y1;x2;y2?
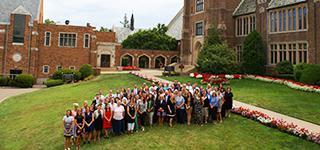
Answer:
182;0;320;67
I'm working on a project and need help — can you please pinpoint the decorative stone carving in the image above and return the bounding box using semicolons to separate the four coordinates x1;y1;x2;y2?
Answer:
13;53;22;62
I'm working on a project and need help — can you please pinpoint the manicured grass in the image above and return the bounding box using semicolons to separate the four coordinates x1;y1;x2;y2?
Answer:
161;76;320;125
0;74;319;150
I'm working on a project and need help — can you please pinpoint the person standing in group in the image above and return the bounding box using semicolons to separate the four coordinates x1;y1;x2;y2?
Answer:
210;92;218;123
156;95;167;127
103;104;112;139
201;90;210;124
146;93;154;126
175;91;186;124
138;96;147;131
74;109;84;150
224;87;234;118
185;92;193;125
84;106;94;144
112;99;125;135
193;88;203;126
167;96;176;127
93;104;103;143
216;91;224;123
62;110;74;150
127;99;137;134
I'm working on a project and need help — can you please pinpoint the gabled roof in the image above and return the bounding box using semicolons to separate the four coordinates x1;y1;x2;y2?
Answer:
0;0;41;24
112;27;142;43
166;8;183;40
233;0;256;17
268;0;307;9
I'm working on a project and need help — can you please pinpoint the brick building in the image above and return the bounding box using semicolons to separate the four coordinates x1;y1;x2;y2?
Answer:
0;0;180;81
181;0;320;69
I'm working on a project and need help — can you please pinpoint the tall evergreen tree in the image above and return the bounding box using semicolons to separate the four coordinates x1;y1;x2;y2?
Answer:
241;30;266;75
130;14;135;31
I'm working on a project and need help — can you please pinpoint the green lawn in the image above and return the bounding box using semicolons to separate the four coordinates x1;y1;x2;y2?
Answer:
0;74;319;150
161;76;320;125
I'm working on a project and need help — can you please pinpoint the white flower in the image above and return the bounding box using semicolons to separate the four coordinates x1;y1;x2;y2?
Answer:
189;73;195;77
196;74;203;79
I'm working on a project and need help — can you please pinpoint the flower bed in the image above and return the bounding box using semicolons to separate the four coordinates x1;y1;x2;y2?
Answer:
189;73;320;93
118;66;140;71
232;107;320;144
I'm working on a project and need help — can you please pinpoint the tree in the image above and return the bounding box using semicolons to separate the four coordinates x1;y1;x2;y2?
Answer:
197;26;237;74
99;27;109;32
121;24;177;51
44;19;56;25
120;14;129;28
130;14;135;31
241;30;266;75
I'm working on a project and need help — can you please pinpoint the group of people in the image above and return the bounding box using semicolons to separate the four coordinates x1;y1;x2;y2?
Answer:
62;81;233;150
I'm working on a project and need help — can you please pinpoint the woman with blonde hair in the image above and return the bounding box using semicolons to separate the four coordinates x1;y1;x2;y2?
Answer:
62;110;74;150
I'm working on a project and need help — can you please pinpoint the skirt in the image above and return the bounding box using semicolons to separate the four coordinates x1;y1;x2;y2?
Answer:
64;124;73;137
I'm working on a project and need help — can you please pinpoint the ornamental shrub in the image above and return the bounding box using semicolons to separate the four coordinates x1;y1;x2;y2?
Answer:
0;76;9;86
293;63;308;81
79;64;94;80
299;64;320;85
13;74;35;88
241;30;266;75
44;79;64;87
52;69;81;81
275;61;294;74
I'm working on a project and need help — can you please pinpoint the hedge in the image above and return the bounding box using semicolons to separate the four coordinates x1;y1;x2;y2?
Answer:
52;69;81;81
45;79;64;87
79;64;94;80
275;61;294;74
299;64;320;85
0;76;9;86
12;74;35;88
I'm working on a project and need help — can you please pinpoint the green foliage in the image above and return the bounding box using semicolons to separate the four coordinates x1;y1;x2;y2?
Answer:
44;19;56;25
99;27;109;32
122;24;177;51
294;63;308;81
79;64;94;80
241;30;266;75
299;64;320;85
44;79;64;87
275;61;294;74
197;44;237;74
11;74;35;88
0;76;9;86
197;26;237;74
52;69;81;81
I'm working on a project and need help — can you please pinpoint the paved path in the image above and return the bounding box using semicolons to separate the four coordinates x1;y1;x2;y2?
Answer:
130;70;320;133
0;87;40;103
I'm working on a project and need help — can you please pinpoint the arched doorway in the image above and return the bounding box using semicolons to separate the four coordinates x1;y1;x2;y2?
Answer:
121;54;133;66
155;56;166;68
170;56;180;64
139;55;150;68
193;42;202;65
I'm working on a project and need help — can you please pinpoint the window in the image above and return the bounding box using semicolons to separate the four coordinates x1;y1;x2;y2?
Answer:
59;33;77;47
83;34;90;48
69;66;76;70
279;11;282;32
13;15;26;43
293;8;296;30
44;32;51;46
303;7;307;29
269;42;308;65
42;65;50;74
195;22;204;36
56;65;62;71
196;0;204;12
298;7;303;30
236;15;256;36
288;9;292;30
236;45;243;63
274;11;277;32
283;10;287;31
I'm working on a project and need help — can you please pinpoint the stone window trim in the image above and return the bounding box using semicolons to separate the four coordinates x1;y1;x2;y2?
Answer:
195;20;204;37
42;65;50;74
120;53;135;66
58;32;77;48
268;4;308;34
56;65;62;71
195;0;205;13
268;41;308;65
69;66;76;70
154;54;167;66
44;31;51;47
235;14;256;37
83;33;90;48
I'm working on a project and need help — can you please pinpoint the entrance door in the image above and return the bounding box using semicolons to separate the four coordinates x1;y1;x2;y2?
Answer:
101;54;111;68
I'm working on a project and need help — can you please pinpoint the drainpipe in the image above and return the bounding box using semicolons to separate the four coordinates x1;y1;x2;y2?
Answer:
27;25;32;74
314;2;318;64
3;25;9;75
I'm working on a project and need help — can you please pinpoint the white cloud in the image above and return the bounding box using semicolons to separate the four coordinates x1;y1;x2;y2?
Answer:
44;0;183;29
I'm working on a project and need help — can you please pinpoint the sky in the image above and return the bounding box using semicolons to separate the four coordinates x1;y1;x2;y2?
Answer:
44;0;183;29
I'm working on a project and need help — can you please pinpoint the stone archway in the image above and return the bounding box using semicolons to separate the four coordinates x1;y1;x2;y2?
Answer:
120;54;134;66
193;42;203;65
155;55;166;69
138;55;150;69
170;56;180;64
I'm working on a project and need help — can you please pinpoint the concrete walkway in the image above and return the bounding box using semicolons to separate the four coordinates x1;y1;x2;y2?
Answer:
130;70;320;133
0;87;40;103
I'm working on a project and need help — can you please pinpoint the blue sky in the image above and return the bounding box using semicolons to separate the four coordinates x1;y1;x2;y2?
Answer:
44;0;183;29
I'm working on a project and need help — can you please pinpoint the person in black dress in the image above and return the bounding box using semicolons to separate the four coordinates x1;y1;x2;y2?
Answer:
224;86;234;118
74;109;84;150
127;99;136;134
156;95;167;127
93;104;103;143
167;95;176;127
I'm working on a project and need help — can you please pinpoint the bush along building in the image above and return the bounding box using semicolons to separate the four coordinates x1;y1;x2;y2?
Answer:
0;0;181;83
181;0;320;70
